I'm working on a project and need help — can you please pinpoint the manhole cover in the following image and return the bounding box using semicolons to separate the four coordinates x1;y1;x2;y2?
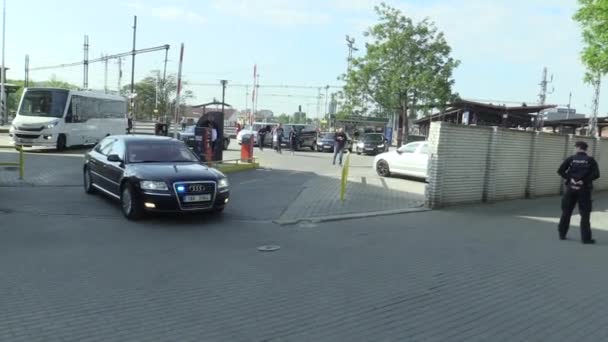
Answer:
257;245;281;252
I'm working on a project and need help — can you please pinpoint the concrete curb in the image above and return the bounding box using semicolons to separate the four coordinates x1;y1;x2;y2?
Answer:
273;206;431;226
216;162;259;174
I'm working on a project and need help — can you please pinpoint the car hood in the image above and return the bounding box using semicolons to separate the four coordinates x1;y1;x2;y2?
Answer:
126;162;223;182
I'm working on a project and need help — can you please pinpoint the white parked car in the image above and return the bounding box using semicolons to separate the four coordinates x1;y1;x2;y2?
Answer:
373;141;429;179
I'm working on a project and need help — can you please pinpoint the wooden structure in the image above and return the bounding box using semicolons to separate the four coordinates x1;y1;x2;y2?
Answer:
542;117;608;137
415;100;556;136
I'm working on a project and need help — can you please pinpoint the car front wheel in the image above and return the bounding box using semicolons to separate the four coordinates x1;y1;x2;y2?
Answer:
83;166;96;194
376;160;391;177
121;184;144;220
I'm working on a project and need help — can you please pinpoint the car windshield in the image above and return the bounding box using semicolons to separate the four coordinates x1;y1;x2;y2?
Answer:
363;134;383;142
127;141;199;163
18;90;68;118
184;125;196;133
320;133;335;139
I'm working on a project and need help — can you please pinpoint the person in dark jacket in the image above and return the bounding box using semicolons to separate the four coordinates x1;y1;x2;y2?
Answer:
289;127;298;155
258;126;267;151
557;141;600;244
333;127;347;166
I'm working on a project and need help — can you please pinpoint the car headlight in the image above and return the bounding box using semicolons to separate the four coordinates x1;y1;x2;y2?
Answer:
46;120;59;129
377;144;385;148
357;142;365;148
140;181;168;191
218;178;229;189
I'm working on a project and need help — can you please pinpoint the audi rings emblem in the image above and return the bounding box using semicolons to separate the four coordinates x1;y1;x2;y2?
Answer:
189;184;205;192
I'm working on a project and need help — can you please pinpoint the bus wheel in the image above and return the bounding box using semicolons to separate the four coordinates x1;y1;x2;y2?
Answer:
56;134;67;151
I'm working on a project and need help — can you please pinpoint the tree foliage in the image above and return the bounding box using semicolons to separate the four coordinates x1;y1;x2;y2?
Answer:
574;0;608;82
342;2;459;145
121;71;194;120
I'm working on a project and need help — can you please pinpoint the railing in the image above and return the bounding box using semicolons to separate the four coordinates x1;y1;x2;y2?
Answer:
0;145;24;179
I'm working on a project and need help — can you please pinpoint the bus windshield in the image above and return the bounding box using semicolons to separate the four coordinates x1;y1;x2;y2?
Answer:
18;90;68;118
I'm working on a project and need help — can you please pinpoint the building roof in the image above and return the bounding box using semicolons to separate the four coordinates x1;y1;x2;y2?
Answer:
191;101;232;108
415;100;556;125
543;117;608;127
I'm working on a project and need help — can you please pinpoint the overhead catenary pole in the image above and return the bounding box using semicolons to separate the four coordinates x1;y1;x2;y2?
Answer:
83;35;89;89
567;91;572;119
24;54;29;87
324;85;329;119
537;67;553;130
220;80;228;115
103;55;108;94
1;0;6;125
173;43;184;139
130;15;137;117
116;57;122;92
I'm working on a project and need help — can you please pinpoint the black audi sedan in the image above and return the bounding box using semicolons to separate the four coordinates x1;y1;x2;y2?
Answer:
83;135;230;220
354;133;388;155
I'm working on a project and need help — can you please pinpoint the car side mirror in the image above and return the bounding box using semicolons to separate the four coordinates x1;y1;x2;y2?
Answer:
107;154;122;163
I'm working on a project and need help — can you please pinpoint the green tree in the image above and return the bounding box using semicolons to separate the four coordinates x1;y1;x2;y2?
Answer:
277;113;290;124
122;71;194;121
574;0;608;126
342;3;459;146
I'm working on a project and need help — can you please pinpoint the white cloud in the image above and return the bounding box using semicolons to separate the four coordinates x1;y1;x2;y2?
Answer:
213;0;330;26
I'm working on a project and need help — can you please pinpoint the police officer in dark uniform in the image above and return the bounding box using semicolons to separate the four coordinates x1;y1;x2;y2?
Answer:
557;141;600;244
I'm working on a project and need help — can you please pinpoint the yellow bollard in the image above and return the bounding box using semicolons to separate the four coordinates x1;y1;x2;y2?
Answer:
340;152;351;202
18;145;24;180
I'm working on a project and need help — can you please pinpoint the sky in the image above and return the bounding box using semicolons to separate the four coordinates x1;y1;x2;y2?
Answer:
5;0;606;118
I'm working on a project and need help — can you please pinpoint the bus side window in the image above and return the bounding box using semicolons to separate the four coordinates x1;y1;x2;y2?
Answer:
65;102;73;123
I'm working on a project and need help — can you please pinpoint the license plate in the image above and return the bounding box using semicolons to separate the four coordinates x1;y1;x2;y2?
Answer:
183;194;211;202
324;145;331;148
365;148;374;151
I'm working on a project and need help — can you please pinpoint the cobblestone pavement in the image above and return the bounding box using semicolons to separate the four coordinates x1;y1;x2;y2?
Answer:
4;191;608;341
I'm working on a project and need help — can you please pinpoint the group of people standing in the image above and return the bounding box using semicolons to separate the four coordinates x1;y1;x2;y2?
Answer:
257;124;298;155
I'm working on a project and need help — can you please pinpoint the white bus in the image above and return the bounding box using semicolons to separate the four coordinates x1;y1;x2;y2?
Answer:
9;88;128;150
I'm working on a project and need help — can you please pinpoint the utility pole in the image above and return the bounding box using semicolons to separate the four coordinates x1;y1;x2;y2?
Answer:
220;80;228;115
589;73;601;137
324;85;330;120
537;67;554;130
172;43;184;139
1;0;6;125
83;35;89;89
130;16;137;117
24;55;29;87
567;92;572;119
116;57;123;92
316;87;322;120
345;35;358;73
103;55;108;94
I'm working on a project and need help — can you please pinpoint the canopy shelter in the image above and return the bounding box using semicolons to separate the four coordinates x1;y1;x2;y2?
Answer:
542;117;608;137
415;100;556;136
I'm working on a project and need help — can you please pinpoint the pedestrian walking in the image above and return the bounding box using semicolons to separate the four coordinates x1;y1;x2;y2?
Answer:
333;127;347;166
557;141;600;244
258;125;268;151
127;112;133;134
275;124;284;154
289;127;297;155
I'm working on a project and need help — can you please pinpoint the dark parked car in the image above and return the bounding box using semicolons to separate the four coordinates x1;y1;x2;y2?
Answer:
83;135;230;220
355;133;388;155
178;125;230;150
279;124;317;150
316;132;353;153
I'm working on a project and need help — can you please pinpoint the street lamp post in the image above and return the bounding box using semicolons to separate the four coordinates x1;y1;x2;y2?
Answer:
220;80;228;115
